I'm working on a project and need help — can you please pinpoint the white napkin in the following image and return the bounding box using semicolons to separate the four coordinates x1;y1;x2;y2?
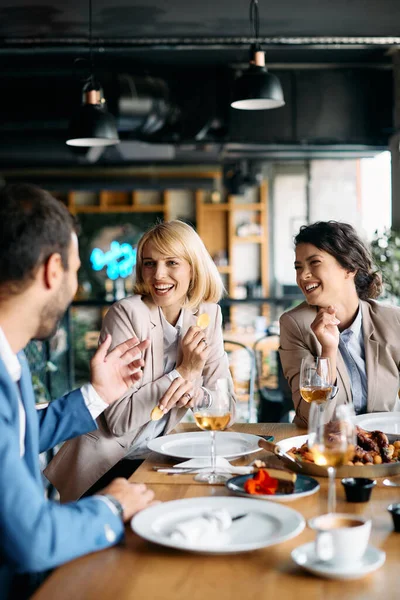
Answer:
173;457;253;475
169;509;232;546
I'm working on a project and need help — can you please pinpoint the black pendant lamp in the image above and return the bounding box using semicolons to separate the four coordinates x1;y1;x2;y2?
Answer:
231;0;285;110
66;0;119;147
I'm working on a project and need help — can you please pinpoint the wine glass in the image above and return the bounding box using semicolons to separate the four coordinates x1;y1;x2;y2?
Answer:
300;356;333;418
192;378;233;484
308;402;356;513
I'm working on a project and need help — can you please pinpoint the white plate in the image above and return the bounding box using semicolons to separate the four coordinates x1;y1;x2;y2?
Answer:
354;412;400;436
225;473;320;502
131;496;305;554
278;434;309;454
292;542;386;580
147;431;263;459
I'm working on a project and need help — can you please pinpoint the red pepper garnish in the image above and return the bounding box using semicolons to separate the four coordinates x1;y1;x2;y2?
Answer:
244;469;279;495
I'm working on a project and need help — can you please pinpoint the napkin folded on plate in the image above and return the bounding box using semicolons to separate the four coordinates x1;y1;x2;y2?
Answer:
170;509;233;546
173;457;253;475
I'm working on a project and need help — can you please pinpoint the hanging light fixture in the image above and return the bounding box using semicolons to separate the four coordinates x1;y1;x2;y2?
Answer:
66;0;119;147
231;0;285;110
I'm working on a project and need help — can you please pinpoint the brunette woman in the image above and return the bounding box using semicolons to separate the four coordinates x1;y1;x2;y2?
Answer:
279;221;400;427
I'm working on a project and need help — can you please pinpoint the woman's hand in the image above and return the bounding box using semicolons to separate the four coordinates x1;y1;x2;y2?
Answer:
158;377;196;413
311;306;340;355
176;325;210;381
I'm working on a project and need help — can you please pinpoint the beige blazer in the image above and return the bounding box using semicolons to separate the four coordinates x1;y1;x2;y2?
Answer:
45;295;234;501
279;299;400;427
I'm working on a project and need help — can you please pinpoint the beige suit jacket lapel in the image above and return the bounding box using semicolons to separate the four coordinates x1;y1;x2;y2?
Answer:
335;348;352;403
361;300;379;412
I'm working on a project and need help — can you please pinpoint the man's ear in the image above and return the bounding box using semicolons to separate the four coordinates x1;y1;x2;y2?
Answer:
346;269;357;280
43;253;63;289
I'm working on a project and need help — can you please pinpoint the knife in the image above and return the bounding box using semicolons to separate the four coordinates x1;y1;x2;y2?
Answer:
258;438;301;468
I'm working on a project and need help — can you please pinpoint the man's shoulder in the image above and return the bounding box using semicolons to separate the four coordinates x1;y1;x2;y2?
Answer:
0;358;17;419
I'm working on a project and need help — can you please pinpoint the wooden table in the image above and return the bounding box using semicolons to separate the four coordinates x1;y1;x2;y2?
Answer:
34;424;399;600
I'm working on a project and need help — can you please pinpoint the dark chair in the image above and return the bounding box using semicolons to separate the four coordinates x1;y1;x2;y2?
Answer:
253;336;294;423
223;340;256;422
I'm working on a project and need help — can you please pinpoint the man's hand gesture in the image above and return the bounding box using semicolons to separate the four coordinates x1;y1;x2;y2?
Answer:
90;335;150;405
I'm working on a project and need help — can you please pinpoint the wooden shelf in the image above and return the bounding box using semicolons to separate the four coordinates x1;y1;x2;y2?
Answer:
229;203;266;211
200;203;231;211
217;265;232;274
233;235;264;244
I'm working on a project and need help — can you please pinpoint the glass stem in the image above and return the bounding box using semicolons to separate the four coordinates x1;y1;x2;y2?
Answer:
327;466;336;514
210;430;216;475
317;402;325;419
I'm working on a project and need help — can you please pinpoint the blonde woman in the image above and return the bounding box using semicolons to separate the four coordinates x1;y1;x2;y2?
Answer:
45;220;235;500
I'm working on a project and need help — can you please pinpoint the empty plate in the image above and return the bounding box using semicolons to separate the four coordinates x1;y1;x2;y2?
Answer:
147;431;263;459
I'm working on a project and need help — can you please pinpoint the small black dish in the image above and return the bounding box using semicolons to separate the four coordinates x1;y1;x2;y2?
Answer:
341;477;376;502
387;503;400;532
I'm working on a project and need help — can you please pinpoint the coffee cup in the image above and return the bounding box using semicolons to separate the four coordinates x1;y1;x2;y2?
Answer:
308;513;371;567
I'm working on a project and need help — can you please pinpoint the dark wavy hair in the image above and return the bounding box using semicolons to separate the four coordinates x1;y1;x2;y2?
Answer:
294;221;382;300
0;183;75;295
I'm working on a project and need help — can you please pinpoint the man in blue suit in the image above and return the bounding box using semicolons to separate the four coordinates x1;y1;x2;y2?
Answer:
0;184;155;598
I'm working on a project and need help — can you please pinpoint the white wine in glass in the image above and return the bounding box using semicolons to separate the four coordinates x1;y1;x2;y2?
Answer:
300;356;332;405
308;403;356;513
193;378;233;485
193;414;231;431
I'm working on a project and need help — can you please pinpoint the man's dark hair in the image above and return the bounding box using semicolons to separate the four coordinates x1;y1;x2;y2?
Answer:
0;183;75;294
295;220;382;300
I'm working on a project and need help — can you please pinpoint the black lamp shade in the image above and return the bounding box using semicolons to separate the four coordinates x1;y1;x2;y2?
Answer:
66;103;120;147
231;64;285;110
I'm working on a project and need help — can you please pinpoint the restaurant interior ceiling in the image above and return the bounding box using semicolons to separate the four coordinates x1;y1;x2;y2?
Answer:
0;0;399;172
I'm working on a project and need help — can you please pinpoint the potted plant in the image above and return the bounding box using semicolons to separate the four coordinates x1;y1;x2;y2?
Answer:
370;228;400;305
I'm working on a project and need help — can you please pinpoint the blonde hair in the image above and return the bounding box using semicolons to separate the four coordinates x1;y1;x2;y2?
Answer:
134;220;224;308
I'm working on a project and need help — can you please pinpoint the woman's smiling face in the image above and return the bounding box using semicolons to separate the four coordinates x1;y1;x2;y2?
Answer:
141;241;192;316
294;243;355;307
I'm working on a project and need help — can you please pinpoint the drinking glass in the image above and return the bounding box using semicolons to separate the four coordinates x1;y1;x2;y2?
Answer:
308;402;356;513
300;356;333;419
192;378;233;484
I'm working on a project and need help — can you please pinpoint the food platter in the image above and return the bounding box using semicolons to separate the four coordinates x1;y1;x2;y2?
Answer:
276;435;400;478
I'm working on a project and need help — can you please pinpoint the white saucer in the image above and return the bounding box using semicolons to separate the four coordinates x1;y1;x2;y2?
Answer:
291;542;386;580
